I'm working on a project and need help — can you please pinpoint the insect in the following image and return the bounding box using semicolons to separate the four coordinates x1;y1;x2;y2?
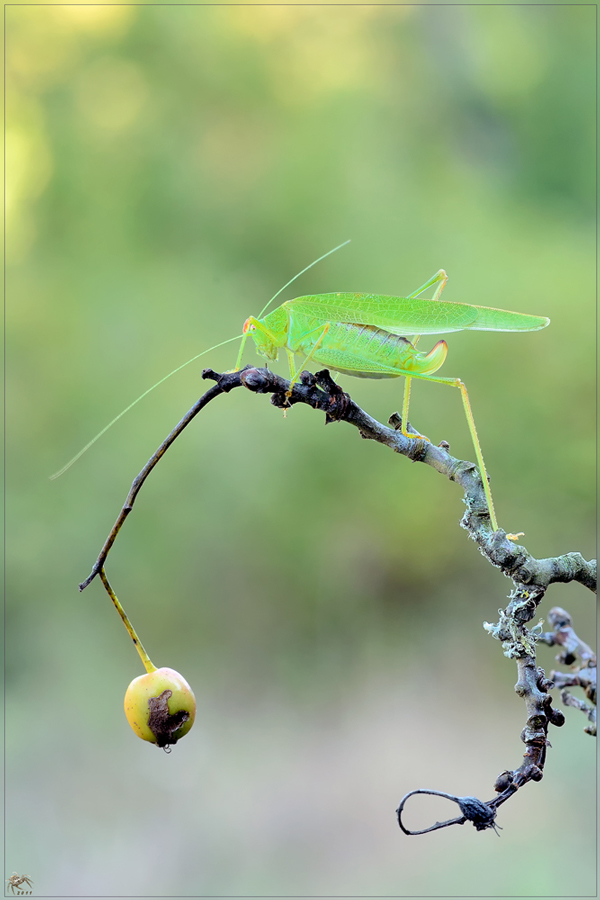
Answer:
53;245;549;534
235;267;549;532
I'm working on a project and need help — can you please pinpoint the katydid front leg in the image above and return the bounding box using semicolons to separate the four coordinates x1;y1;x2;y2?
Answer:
286;322;331;396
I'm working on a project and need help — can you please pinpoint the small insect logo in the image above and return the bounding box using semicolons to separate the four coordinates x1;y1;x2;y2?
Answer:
6;872;33;895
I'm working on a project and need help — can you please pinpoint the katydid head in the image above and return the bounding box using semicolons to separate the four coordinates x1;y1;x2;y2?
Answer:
237;240;350;370
243;315;278;362
242;308;288;363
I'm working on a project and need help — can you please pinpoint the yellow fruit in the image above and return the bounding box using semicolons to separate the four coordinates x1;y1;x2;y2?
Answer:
124;667;196;748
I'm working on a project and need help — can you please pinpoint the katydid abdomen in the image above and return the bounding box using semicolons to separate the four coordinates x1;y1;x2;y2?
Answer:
288;315;448;379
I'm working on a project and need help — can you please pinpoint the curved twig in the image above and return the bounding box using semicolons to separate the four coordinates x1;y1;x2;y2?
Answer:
79;369;247;590
396;789;499;835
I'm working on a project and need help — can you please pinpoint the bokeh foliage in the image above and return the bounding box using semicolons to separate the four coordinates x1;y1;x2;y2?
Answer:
6;5;595;895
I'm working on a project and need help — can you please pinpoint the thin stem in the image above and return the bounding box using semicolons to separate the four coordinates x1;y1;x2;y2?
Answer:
99;568;156;673
79;377;233;590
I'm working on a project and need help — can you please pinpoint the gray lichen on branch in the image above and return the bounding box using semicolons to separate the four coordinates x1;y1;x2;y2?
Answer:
539;606;597;735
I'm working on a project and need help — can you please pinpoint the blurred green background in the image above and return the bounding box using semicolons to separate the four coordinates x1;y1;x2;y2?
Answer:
6;4;595;896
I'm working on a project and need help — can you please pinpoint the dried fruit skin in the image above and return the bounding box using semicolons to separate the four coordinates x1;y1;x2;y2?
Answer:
124;667;196;747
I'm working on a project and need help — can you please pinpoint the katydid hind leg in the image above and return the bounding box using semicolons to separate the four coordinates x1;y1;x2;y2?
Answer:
410;371;498;531
406;270;448;350
406;269;448;300
431;270;448;302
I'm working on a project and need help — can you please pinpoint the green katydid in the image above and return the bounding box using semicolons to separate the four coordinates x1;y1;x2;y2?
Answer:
234;268;549;531
53;244;549;534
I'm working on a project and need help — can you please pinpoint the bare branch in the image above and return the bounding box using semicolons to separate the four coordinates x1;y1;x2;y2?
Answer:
79;366;596;832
